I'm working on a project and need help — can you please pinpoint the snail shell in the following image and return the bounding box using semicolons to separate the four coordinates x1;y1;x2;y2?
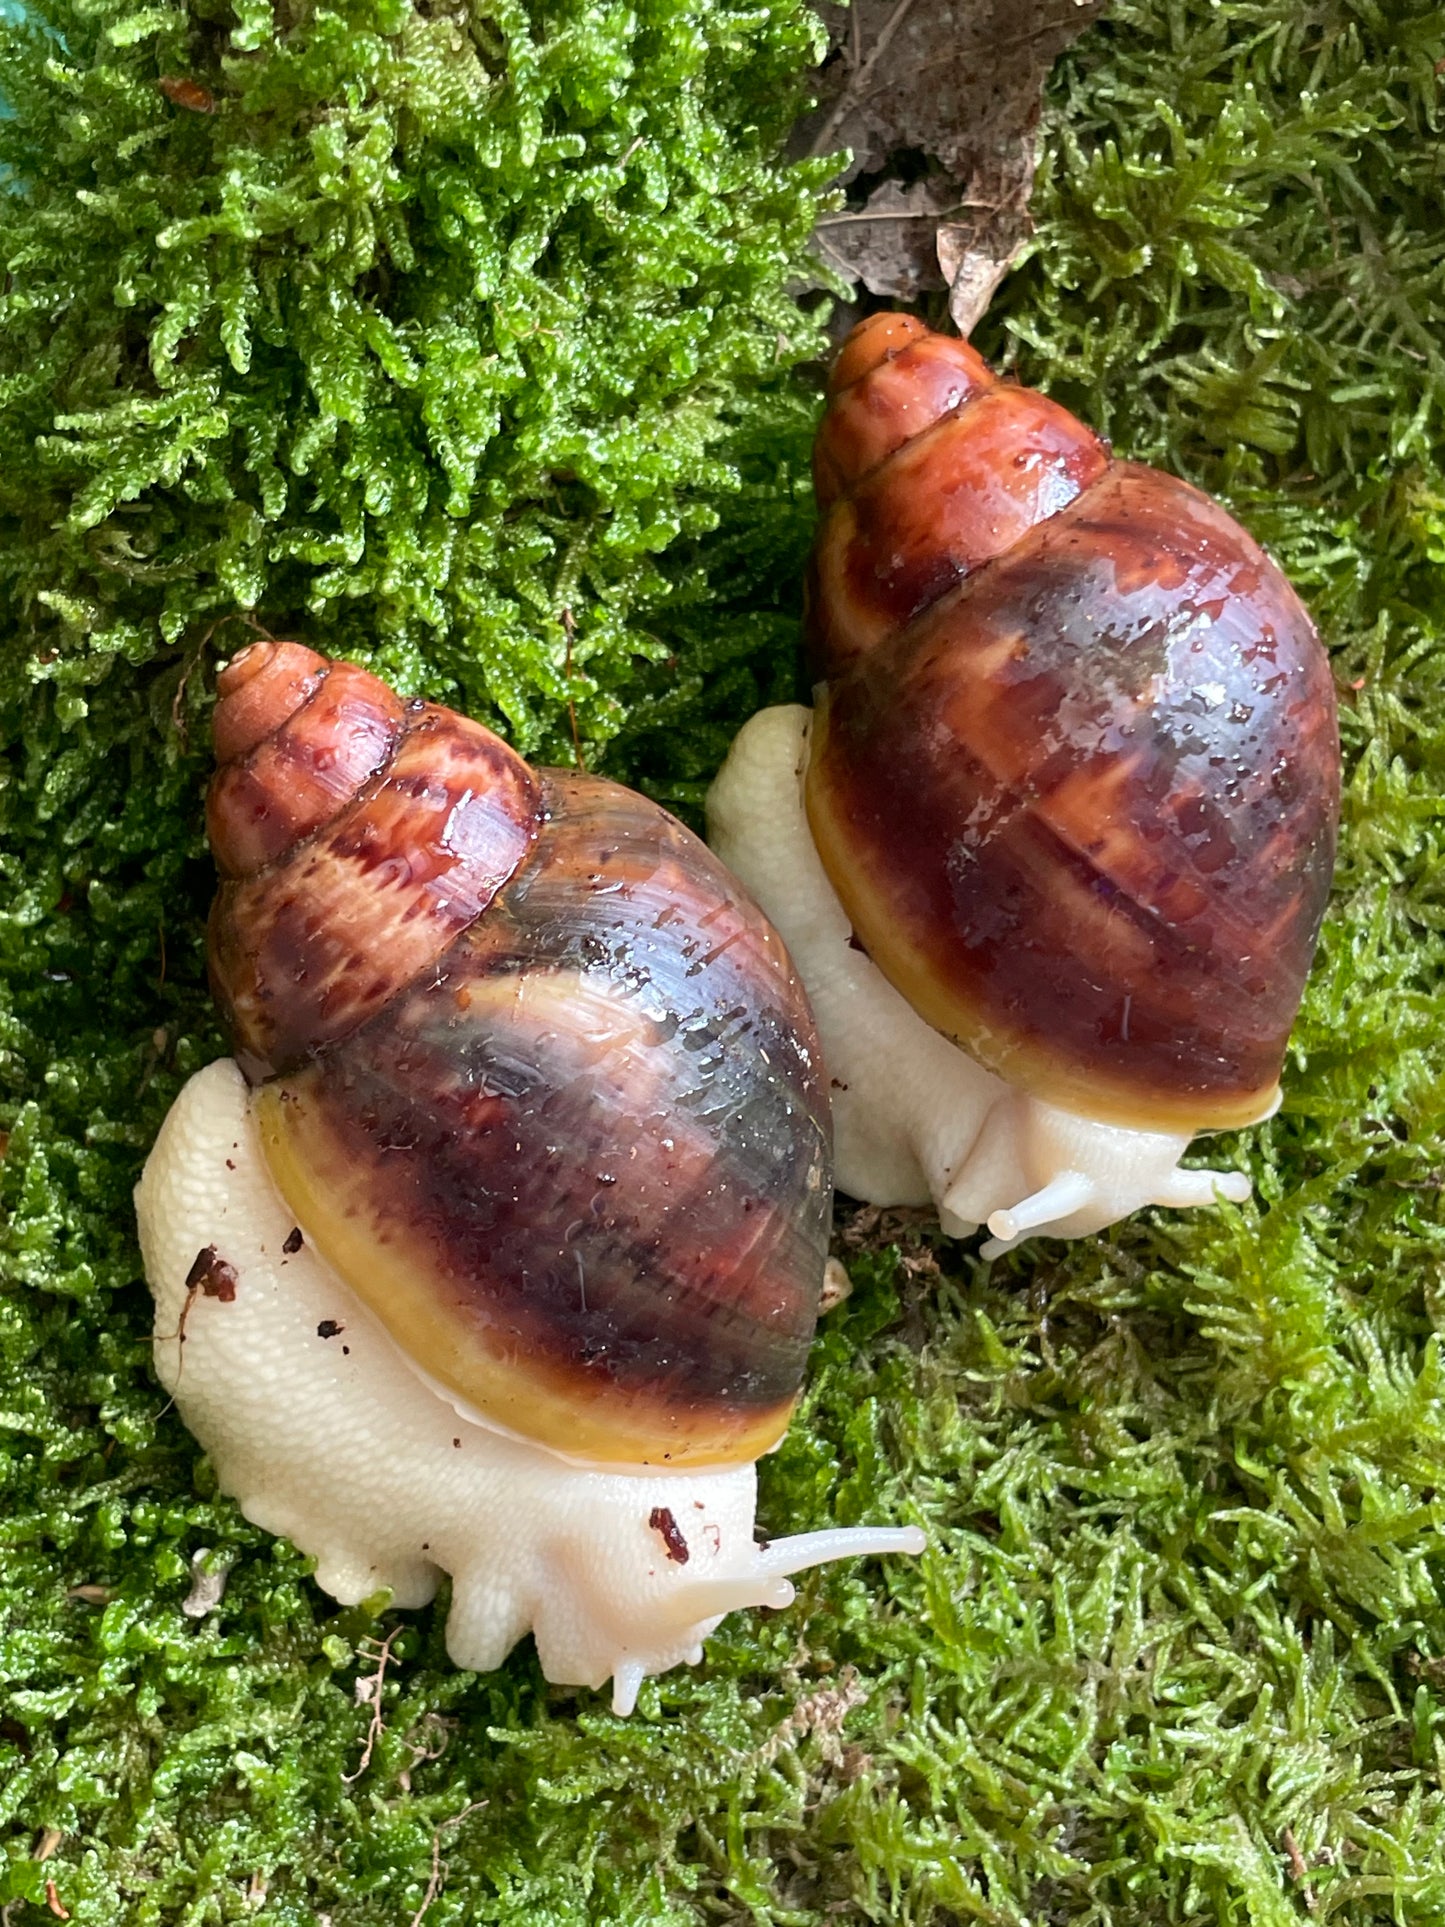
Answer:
136;642;922;1710
709;314;1340;1250
206;640;829;1470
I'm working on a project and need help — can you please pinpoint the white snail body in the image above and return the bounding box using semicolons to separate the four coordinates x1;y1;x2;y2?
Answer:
137;1062;917;1714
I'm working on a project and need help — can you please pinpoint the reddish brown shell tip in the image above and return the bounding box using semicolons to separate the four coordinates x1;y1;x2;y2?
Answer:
813;314;995;515
212;641;328;765
829;313;931;393
216;641;274;696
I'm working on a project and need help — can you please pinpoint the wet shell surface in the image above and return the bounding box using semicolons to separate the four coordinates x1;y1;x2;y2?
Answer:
204;641;833;1470
137;641;923;1709
806;313;1340;1136
707;313;1341;1250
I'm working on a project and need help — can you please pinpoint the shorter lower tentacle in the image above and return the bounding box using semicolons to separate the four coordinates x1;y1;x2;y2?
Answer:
608;1524;927;1711
984;1172;1098;1250
611;1661;649;1717
1149;1167;1253;1210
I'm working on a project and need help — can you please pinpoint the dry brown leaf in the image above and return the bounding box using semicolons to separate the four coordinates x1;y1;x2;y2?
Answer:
936;222;1026;335
798;0;1107;333
814;176;957;301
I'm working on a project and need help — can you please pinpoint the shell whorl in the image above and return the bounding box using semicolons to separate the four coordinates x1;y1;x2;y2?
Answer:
805;316;1341;1134
207;643;542;1082
204;649;831;1468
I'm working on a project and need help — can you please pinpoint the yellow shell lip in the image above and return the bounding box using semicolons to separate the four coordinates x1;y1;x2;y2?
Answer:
804;696;1285;1140
820;893;1284;1133
254;1080;796;1473
399;1351;789;1479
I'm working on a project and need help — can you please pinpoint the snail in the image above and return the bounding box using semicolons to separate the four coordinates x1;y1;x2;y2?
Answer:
708;313;1340;1255
134;641;922;1714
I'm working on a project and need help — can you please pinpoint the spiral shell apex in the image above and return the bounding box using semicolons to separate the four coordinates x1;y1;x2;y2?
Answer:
803;314;1341;1134
205;644;832;1469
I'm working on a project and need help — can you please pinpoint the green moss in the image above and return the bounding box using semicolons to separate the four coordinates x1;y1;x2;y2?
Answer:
2;0;1445;1921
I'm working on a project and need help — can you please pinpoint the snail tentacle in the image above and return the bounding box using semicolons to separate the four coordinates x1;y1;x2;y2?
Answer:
752;1524;928;1578
983;1172;1098;1248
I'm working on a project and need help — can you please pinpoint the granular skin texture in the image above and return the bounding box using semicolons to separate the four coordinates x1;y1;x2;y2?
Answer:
3;2;1445;1923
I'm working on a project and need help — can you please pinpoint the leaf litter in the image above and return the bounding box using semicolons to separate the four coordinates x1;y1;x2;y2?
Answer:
799;0;1105;330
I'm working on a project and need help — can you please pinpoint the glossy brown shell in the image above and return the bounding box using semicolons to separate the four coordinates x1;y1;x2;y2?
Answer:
206;644;831;1467
805;314;1340;1132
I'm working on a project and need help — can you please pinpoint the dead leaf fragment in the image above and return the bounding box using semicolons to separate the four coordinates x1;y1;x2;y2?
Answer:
754;1665;870;1766
158;75;216;113
936;224;1027;337
820;1256;853;1313
182;1546;231;1619
816;177;959;302
798;0;1107;329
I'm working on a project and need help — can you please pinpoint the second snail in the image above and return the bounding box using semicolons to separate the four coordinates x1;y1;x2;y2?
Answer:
710;312;1341;1252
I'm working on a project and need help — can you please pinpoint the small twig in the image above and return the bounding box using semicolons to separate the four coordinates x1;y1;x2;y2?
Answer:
154;1245;239;1420
816;184;1010;227
1282;1828;1318;1913
171;610;274;747
150;1279;201;1422
807;0;920;158
408;1802;488;1927
343;1629;402;1783
45;1881;70;1922
560;607;587;773
815;207;948;227
152;1247;224;1412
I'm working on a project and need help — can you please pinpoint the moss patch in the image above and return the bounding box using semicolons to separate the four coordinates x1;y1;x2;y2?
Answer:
3;0;1445;1921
